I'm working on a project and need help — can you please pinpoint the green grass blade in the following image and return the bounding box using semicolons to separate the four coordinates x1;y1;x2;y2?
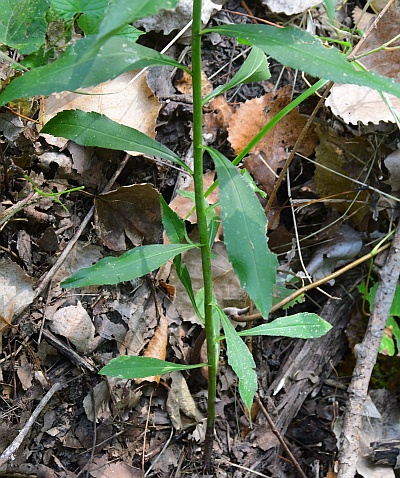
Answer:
99;356;205;379
203;46;270;104
238;313;332;339
160;196;188;243
216;304;257;418
205;24;400;98
42;110;191;173
206;147;278;318
61;243;199;288
0;36;189;107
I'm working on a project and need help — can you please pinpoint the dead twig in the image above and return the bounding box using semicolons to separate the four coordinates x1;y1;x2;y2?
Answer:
255;394;308;478
337;224;400;478
0;382;62;468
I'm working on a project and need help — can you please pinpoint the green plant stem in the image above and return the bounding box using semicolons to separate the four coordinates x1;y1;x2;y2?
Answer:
191;0;216;469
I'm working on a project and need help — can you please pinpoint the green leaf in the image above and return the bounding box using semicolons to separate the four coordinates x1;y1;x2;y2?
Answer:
238;313;332;339
0;0;48;54
216;304;256;418
174;255;203;321
61;243;199;288
99;356;205;379
50;0;108;34
42;111;192;173
205;24;400;98
203;46;270;104
98;0;179;40
160;196;188;244
0;35;189;107
206;147;278;318
323;0;335;26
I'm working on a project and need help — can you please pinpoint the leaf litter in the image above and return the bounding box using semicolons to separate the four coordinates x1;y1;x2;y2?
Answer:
1;2;400;477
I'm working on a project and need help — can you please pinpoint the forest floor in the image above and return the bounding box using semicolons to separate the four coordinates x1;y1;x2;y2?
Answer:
1;1;400;477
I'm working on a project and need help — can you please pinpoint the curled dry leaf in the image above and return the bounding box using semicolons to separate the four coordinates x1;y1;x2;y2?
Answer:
228;86;317;197
166;371;204;434
95;184;162;251
138;314;169;383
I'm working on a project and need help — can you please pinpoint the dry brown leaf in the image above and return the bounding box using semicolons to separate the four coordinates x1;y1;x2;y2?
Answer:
170;170;219;223
140;314;168;383
175;70;213;97
314;125;372;224
327;7;400;124
95;184;162;251
17;353;33;391
166;371;204;433
88;456;140;478
228;86;317;196
384;150;400;193
42;71;160;152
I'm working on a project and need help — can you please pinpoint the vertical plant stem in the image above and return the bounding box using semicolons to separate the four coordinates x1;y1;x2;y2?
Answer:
191;0;217;469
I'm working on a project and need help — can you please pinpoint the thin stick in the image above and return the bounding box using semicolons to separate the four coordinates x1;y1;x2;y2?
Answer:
0;382;62;467
255;394;307;478
337;224;400;478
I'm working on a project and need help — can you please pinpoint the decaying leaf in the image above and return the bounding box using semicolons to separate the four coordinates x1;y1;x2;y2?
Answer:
17;353;33;391
305;224;363;283
43;71;160;152
167;238;248;324
0;256;35;319
88;456;141;478
95;184;162;251
384;150;400;193
49;302;100;353
327;7;400;124
169;170;219;224
228;86;317;197
140;313;169;383
314;125;372;224
166;371;204;434
260;0;322;15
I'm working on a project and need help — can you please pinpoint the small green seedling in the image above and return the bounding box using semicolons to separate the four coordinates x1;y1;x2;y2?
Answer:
2;0;400;469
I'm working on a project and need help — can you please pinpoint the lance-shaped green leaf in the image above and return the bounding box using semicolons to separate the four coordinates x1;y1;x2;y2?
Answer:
42;111;192;173
61;243;199;288
203;46;270;104
98;0;179;41
204;24;400;99
206;147;278;318
0;35;189;107
99;356;205;379
160;196;188;244
0;0;48;54
216;304;256;418
237;313;332;339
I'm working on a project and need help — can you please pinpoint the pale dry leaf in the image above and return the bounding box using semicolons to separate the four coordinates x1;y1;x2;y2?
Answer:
49;301;97;353
42;71;160;153
175;70;213;96
327;7;400;124
95;184;162;251
135;0;224;36
0;256;35;319
89;456;140;478
352;6;375;30
261;0;322;15
384;150;400;193
229;86;317;196
83;381;110;423
17;353;33;391
326;84;400;125
166;371;204;430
